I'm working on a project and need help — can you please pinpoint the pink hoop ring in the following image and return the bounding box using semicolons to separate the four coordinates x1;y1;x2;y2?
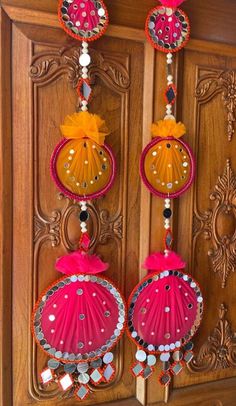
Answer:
140;136;195;199
50;138;116;201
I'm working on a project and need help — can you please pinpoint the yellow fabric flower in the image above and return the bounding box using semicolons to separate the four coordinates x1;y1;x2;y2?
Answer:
151;119;186;139
60;111;110;145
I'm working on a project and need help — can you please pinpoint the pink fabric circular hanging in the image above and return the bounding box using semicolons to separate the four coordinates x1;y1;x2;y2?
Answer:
127;254;203;354
32;251;126;364
145;5;190;53
59;0;109;42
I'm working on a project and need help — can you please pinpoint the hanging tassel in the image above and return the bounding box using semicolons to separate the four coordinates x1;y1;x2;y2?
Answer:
143;250;186;272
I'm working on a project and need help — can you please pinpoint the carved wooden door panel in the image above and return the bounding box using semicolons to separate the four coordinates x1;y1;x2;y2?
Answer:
1;1;236;406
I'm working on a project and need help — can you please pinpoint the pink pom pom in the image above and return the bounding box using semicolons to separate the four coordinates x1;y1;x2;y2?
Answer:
143;251;186;272
159;0;186;7
56;250;109;275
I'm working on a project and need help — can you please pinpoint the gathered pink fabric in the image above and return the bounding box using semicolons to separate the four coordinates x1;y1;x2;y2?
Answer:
41;280;119;354
56;250;109;276
159;0;185;6
68;0;100;31
132;274;198;346
143;251;186;272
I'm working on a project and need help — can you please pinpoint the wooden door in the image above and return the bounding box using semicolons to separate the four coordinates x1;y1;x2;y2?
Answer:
1;1;236;405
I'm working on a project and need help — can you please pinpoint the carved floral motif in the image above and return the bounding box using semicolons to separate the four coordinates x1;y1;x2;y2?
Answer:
188;304;236;373
196;70;236;141
34;193;123;250
193;159;236;288
30;47;130;92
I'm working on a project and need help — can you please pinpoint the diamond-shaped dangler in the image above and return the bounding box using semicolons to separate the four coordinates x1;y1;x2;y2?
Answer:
164;228;173;250
171;361;184;376
77;78;92;102
58;373;74;391
89;368;103;385
75;384;90;401
141;365;154;380
159;371;171;386
103;363;116;383
131;361;145;377
40;368;54;384
165;84;177;105
184;351;194;364
102;352;115;382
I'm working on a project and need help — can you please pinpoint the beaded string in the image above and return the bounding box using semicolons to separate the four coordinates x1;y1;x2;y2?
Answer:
163;52;175;253
78;42;91;238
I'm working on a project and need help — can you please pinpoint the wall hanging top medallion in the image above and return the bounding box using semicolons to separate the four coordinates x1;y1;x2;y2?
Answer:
59;0;109;42
145;0;190;53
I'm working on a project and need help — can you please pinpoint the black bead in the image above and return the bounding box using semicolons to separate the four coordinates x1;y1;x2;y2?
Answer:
166;143;171;148
79;211;89;222
163;208;172;218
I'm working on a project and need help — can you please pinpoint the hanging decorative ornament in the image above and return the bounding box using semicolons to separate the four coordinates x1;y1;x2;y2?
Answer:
32;235;126;400
32;1;125;401
58;0;109;42
145;0;190;53
52;0;115;201
127;0;203;387
140;118;195;198
51;111;116;201
127;251;203;386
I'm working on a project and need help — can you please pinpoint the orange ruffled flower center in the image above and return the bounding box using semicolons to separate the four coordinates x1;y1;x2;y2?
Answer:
151;119;186;139
60;111;110;145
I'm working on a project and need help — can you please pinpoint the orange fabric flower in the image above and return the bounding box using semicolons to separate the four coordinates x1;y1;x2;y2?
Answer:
60;111;110;145
151;119;186;139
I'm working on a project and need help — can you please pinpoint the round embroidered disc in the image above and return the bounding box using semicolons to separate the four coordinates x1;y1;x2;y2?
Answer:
140;137;194;198
51;138;115;201
145;6;190;53
32;274;126;363
127;270;203;353
59;0;108;42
